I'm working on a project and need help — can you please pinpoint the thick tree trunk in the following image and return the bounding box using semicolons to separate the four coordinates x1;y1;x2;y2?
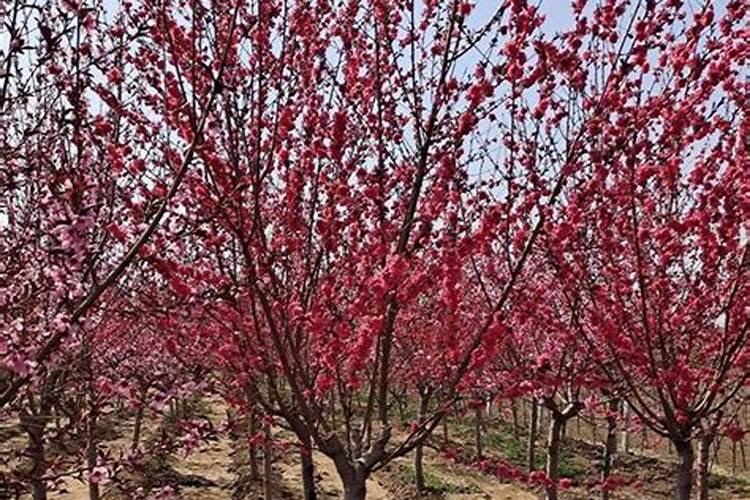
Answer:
545;414;564;500
20;412;47;500
300;436;317;500
674;439;695;500
332;456;368;500
527;400;538;472
414;392;430;491
602;398;619;500
343;479;367;500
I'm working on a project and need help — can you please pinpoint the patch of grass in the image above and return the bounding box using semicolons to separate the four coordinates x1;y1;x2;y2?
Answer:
397;403;419;424
707;474;725;489
706;472;750;490
558;449;587;480
451;419;590;483
398;463;480;494
451;422;475;441
485;429;526;464
484;428;586;480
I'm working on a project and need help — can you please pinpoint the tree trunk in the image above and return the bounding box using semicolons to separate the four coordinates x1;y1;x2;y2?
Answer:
697;414;721;500
620;401;630;454
415;392;430;491
300;437;317;500
602;398;619;500
545;414;564;500
248;410;260;481
330;393;337;429
697;434;711;500
528;400;538;472
332;455;368;500
340;468;367;500
475;404;484;460
442;417;449;447
343;479;367;500
87;406;100;500
263;421;273;500
132;405;145;450
53;406;61;431
674;439;695;500
20;412;47;500
414;439;425;492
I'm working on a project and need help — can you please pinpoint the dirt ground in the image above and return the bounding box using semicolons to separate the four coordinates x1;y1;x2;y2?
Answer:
2;398;749;499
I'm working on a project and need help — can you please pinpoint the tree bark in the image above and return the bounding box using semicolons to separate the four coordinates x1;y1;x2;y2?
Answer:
132;405;145;450
300;436;317;500
332;455;368;500
528;400;538;472
340;467;367;500
620;401;630;454
602;398;619;500
414;438;426;492
697;414;721;500
20;412;47;500
545;414;564;500
697;435;711;500
674;438;695;500
442;417;449;447
343;479;367;500
263;421;273;500
414;391;430;491
248;410;260;481
87;406;100;500
474;403;484;460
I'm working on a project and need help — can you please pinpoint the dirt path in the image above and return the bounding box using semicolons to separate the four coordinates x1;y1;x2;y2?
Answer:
412;447;537;500
173;401;234;500
54;401;234;500
8;400;539;500
443;472;536;500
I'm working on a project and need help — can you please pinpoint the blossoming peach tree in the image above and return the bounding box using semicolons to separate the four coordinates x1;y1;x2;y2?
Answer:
1;1;746;500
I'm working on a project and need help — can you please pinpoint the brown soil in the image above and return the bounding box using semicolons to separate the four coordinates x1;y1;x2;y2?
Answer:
3;399;749;499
